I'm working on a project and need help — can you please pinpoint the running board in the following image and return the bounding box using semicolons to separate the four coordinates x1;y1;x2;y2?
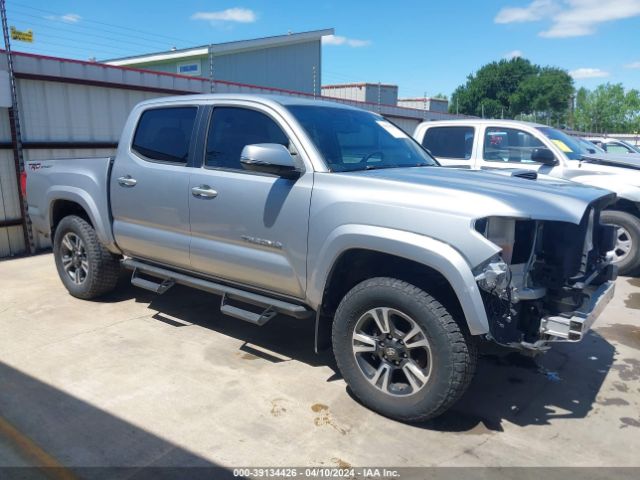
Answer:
220;293;277;326
122;259;312;320
131;268;175;294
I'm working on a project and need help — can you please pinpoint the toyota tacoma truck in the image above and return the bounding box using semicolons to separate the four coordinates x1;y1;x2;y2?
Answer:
414;119;640;275
26;94;617;422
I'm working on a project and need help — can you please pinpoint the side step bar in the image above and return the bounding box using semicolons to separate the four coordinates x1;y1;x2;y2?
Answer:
122;259;312;321
131;268;175;294
220;293;277;326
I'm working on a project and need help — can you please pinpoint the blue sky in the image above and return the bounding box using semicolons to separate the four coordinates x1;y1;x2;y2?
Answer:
7;0;640;97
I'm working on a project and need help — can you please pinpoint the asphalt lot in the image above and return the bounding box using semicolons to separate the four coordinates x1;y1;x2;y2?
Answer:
0;253;639;473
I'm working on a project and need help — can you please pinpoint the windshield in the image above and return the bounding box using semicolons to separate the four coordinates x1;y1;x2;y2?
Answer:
536;126;588;160
287;106;437;172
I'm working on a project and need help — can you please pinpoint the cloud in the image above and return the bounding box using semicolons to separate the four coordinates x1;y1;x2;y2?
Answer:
624;61;640;68
191;8;256;23
495;0;557;23
322;34;371;47
45;13;81;23
504;49;524;59
569;67;610;79
495;0;640;38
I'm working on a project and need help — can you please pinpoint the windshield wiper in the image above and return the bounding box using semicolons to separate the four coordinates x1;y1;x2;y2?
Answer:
364;164;399;170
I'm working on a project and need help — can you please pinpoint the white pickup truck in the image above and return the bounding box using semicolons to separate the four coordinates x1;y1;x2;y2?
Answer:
414;119;640;275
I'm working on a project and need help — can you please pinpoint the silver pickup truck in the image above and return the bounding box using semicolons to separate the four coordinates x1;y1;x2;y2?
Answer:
26;94;617;422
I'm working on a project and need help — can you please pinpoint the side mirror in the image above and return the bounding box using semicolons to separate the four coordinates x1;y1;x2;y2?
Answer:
240;144;300;179
531;147;557;166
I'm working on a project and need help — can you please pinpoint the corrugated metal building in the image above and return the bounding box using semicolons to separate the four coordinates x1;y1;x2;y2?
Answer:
0;50;467;258
397;97;449;113
104;29;333;95
321;83;399;105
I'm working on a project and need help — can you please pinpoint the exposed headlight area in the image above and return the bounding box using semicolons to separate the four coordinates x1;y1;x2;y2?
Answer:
474;210;617;350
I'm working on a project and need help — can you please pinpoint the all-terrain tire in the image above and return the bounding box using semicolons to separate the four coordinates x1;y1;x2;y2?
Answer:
332;277;477;422
53;215;121;299
601;210;640;276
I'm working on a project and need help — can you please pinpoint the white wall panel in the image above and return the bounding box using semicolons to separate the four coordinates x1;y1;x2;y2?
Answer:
0;226;24;257
18;80;165;142
0;150;20;221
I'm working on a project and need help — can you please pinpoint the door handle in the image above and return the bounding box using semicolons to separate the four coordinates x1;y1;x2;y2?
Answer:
191;185;218;199
117;175;137;187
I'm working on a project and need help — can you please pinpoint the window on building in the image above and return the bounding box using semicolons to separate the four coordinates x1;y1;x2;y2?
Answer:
483;127;544;163
422;126;474;160
132;107;197;163
205;107;290;170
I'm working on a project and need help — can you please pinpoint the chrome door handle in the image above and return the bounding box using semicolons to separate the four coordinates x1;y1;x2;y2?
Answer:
191;185;218;198
117;175;137;187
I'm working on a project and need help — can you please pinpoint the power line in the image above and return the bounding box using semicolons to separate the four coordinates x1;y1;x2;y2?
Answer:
7;12;177;51
9;1;195;44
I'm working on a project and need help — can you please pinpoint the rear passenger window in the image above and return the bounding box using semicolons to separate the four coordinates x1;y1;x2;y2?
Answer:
422;126;474;160
132;107;197;163
205;107;290;170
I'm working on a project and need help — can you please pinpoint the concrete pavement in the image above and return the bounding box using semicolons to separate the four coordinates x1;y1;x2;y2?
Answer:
0;253;638;470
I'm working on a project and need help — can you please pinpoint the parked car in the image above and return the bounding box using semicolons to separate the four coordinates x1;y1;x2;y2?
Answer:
585;136;640;155
415;119;640;275
26;95;617;422
578;138;606;154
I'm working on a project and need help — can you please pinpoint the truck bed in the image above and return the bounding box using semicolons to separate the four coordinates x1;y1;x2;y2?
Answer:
26;157;118;251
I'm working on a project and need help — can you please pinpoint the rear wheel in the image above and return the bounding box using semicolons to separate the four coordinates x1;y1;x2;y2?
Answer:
53;215;121;299
601;210;640;276
332;277;476;422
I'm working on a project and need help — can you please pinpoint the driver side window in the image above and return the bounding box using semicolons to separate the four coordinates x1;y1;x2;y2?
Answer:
483;127;544;163
205;107;290;170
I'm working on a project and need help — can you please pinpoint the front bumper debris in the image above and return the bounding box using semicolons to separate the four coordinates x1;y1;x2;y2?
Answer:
540;281;615;342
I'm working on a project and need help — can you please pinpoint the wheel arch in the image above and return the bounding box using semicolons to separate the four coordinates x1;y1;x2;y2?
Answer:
607;198;640;219
46;188;119;253
309;226;490;352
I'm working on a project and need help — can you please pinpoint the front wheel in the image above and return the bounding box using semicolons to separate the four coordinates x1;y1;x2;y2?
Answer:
332;277;477;422
601;210;640;276
53;215;121;299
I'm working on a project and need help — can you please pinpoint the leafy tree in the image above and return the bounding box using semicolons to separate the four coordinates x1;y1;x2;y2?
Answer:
450;58;573;122
574;83;640;133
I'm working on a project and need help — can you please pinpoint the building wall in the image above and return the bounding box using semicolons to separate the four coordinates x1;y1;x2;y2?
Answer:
213;41;320;94
122;41;321;95
130;57;208;78
398;98;449;113
322;84;398;105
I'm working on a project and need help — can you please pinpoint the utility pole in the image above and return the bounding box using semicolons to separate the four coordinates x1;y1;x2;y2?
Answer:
423;91;427;120
208;44;214;93
312;66;317;99
377;82;381;113
1;0;34;253
481;103;484;119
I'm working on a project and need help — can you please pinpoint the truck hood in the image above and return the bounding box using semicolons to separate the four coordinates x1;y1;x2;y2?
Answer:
348;166;615;224
580;153;640;170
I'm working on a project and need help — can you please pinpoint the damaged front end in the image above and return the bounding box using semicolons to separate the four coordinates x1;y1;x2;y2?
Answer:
474;196;617;353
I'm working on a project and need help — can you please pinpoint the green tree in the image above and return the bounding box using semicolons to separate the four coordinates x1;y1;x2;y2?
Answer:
449;58;573;122
574;83;640;133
